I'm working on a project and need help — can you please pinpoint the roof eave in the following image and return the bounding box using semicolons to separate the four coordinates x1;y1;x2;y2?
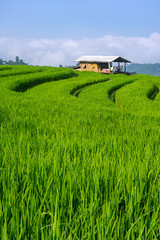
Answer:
74;56;131;63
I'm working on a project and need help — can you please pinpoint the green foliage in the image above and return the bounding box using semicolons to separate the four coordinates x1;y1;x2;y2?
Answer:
0;56;28;65
0;66;160;239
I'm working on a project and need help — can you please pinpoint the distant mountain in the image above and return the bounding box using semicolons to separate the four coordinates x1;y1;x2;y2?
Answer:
127;63;160;76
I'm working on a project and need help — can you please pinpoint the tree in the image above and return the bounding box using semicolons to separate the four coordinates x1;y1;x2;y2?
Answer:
15;56;19;64
7;60;15;65
19;59;27;65
0;59;3;65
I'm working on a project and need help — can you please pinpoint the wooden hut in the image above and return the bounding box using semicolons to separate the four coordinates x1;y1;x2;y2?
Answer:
74;56;131;73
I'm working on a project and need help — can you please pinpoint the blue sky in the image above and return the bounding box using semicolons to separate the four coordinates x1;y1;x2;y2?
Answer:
0;0;160;65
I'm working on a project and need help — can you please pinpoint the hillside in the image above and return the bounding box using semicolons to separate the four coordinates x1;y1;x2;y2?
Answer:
127;63;160;76
0;66;159;239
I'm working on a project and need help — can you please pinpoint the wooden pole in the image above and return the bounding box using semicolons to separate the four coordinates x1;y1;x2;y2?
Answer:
124;62;126;72
118;62;120;71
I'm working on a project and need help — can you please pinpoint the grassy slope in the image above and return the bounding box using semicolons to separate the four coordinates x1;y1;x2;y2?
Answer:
0;66;159;239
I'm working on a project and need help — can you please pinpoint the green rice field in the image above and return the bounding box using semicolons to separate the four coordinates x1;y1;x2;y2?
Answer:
0;65;159;239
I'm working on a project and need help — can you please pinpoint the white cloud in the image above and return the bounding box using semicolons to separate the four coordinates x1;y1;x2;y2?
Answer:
0;33;160;66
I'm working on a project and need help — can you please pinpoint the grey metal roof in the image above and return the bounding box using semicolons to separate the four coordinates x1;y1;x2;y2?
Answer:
74;56;131;63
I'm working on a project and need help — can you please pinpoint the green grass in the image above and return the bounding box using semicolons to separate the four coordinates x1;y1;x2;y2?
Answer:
0;66;159;239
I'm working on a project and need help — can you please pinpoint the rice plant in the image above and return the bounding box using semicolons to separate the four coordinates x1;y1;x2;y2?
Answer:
0;66;159;239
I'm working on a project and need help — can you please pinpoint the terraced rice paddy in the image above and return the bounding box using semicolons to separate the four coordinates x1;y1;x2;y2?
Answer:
0;65;159;239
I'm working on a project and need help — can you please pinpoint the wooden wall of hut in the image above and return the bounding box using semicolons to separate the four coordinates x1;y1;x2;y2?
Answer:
80;63;99;72
80;62;110;72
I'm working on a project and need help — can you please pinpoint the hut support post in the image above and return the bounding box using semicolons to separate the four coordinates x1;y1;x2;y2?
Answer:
118;62;120;71
124;62;126;72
